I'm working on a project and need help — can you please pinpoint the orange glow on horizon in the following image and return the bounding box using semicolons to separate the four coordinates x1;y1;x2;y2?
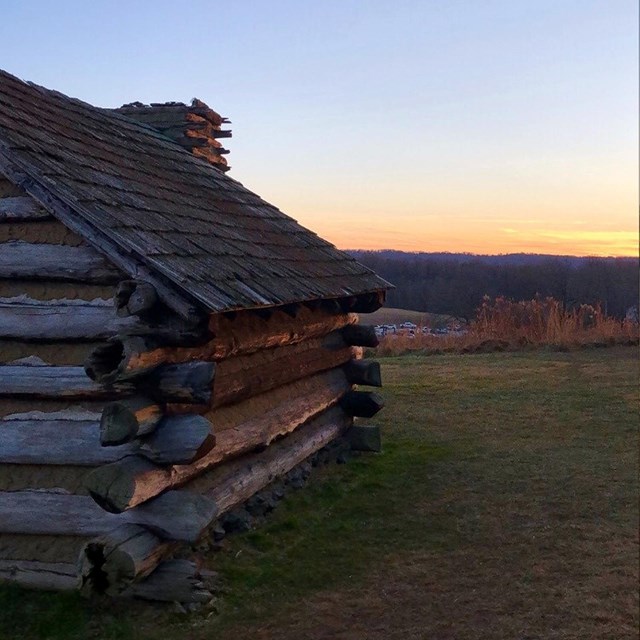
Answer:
304;219;639;258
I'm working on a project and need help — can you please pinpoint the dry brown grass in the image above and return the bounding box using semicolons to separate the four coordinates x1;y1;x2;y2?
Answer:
376;297;639;356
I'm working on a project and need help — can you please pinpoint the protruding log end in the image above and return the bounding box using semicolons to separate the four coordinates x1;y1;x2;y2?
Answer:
344;359;382;387
140;414;215;465
84;456;159;513
100;397;163;446
347;424;382;452
78;524;168;597
115;280;158;318
339;291;385;314
342;324;379;348
85;337;161;384
340;390;384;418
84;341;126;384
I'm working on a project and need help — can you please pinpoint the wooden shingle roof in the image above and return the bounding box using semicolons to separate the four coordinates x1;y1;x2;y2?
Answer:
0;70;390;315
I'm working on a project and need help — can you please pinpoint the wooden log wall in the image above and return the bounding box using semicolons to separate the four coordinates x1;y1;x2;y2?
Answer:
0;175;385;600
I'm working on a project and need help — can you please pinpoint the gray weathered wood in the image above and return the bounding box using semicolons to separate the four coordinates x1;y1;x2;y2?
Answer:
0;297;202;341
0;489;217;542
344;359;382;387
340;391;385;418
114;280;158;317
0;417;136;465
0;241;121;282
0;560;77;591
122;559;218;603
0;364;135;399
341;324;379;347
0;196;50;221
140;414;215;465
100;397;163;445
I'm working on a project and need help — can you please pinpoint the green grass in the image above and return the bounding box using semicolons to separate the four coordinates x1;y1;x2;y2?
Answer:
1;347;638;639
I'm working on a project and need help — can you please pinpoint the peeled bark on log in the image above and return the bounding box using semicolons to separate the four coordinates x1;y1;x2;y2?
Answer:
0;196;50;221
341;324;379;348
100;397;163;445
84;369;350;512
122;559;219;603
0;364;135;399
0;560;77;591
340;391;385;418
88;331;351;406
344;359;382;387
127;306;356;367
0;241;121;282
201;405;351;512
78;524;173;596
139;414;215;465
114;280;158;317
211;334;352;408
0;489;217;542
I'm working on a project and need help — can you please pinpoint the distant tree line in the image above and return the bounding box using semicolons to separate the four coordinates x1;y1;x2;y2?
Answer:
350;251;639;320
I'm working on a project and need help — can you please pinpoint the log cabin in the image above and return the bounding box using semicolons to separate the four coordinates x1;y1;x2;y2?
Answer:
0;70;391;600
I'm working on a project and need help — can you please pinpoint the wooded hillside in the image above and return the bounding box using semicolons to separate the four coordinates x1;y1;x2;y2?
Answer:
350;251;639;320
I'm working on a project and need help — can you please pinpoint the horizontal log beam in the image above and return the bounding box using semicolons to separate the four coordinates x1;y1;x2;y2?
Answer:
0;411;213;466
344;359;382;387
0;489;217;542
0;364;135;399
0;560;77;591
0;297;203;342
202;405;351;513
86;331;353;407
0;196;50;221
84;368;350;512
0;417;136;465
0;153;200;321
93;309;355;380
0;241;121;283
341;324;379;348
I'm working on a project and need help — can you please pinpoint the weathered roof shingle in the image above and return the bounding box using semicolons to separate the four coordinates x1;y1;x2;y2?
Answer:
0;70;390;313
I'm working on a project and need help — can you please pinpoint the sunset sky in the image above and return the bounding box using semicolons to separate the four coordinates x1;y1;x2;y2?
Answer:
1;1;637;257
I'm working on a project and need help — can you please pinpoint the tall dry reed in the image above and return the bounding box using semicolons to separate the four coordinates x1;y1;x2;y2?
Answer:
375;296;639;356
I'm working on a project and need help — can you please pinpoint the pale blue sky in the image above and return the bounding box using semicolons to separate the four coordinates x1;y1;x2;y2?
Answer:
1;1;637;255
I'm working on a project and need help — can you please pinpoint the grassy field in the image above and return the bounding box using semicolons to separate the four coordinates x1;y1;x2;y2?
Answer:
1;347;638;639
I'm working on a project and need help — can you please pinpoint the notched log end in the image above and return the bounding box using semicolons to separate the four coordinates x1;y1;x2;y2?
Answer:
115;280;158;318
85;342;126;384
100;402;138;446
